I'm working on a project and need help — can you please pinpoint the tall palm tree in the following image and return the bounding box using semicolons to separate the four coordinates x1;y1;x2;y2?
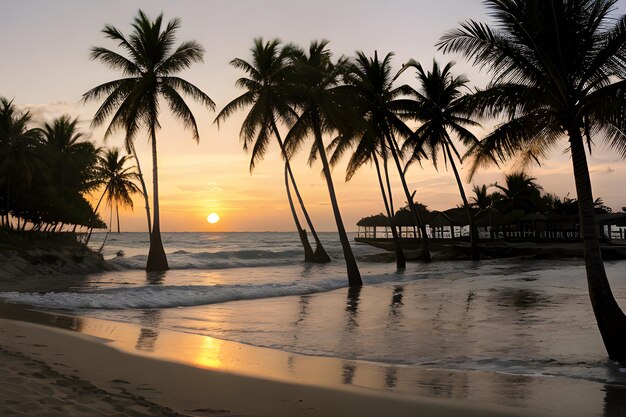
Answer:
83;10;215;271
96;148;141;233
400;60;481;260
439;0;626;359
285;41;362;286
330;51;424;269
215;38;330;263
0;98;43;229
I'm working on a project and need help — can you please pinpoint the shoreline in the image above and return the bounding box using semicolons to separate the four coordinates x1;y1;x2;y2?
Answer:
0;315;528;417
1;305;625;416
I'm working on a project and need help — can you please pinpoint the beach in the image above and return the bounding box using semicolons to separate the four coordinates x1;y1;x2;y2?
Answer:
1;232;626;416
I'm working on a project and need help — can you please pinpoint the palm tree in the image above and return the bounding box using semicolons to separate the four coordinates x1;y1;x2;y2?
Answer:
491;172;543;213
330;51;420;269
470;184;493;212
285;41;362;286
439;0;626;359
96;148;141;233
41;115;97;194
400;60;481;261
83;10;215;271
0;98;43;229
215;38;330;263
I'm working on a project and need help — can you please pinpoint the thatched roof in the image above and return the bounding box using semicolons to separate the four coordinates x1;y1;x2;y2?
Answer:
393;208;439;226
356;213;390;227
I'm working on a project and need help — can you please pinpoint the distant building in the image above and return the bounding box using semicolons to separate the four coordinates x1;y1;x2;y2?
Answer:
356;208;626;244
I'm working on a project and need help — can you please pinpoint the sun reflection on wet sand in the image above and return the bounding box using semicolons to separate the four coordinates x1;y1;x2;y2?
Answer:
195;337;222;369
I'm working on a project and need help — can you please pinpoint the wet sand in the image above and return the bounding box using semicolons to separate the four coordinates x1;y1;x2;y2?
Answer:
1;312;625;416
0;315;535;417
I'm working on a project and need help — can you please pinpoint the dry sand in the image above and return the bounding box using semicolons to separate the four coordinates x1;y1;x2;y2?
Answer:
0;346;183;417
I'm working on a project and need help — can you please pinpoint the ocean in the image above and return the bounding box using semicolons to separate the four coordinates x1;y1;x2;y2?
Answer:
2;231;626;390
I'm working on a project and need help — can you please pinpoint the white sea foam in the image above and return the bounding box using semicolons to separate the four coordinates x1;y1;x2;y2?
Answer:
0;279;350;310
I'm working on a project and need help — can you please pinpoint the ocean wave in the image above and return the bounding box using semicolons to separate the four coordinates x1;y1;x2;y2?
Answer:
109;249;312;270
0;279;349;310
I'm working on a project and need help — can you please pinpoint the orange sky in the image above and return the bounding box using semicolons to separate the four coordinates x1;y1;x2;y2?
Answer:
2;1;626;232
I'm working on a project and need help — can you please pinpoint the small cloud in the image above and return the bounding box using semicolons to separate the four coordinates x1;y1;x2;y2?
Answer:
21;101;83;124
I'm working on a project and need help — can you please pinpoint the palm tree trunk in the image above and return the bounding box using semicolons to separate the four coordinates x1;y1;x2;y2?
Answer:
130;143;152;234
85;183;110;246
284;163;315;262
146;125;169;271
116;204;120;233
385;133;431;261
374;155;405;269
444;141;480;261
313;118;362;286
383;156;395;213
271;119;330;263
569;129;626;361
6;175;11;231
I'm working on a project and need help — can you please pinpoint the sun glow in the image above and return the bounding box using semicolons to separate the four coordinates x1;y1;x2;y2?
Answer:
207;212;220;224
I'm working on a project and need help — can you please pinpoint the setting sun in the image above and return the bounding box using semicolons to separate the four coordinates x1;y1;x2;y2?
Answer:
207;212;220;224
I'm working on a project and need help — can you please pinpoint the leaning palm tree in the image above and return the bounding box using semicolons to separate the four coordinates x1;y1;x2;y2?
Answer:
83;10;215;271
439;0;626;359
340;52;434;262
96;148;141;233
285;41;362;286
215;38;330;263
400;60;481;260
330;51;427;269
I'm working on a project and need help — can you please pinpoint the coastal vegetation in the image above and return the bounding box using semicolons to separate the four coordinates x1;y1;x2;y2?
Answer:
83;10;215;271
0;98;106;233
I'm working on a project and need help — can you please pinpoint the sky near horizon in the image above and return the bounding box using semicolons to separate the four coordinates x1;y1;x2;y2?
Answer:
2;0;626;232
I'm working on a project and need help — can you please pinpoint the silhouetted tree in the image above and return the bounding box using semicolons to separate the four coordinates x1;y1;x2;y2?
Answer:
215;38;330;263
96;148;141;233
400;60;481;260
285;41;362;286
330;50;419;268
